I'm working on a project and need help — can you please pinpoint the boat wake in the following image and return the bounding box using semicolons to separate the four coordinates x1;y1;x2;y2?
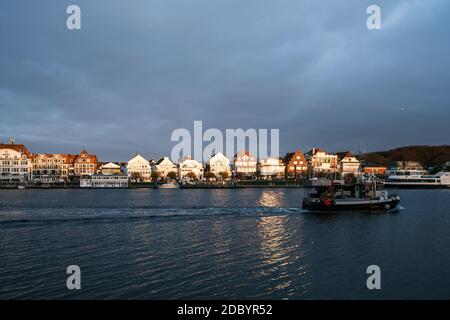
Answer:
0;206;304;226
389;205;406;213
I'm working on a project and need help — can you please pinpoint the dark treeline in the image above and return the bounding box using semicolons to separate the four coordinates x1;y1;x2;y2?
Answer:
360;145;450;168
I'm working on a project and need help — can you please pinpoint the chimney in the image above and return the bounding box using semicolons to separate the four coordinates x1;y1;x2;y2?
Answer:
8;138;15;144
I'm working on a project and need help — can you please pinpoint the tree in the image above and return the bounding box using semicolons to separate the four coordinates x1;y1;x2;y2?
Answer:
362;145;450;168
219;171;229;180
204;171;216;180
316;171;327;179
151;171;161;181
186;172;197;181
167;171;177;181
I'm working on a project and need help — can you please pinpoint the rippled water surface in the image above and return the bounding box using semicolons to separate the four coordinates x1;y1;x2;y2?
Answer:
0;188;449;299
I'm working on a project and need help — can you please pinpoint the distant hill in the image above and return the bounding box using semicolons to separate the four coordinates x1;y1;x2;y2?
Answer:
360;145;450;168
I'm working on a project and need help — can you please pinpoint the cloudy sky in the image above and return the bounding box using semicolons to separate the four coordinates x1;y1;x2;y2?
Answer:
1;0;449;161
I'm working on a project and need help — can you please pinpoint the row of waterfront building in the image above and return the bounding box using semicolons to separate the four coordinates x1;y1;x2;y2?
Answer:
1;139;386;184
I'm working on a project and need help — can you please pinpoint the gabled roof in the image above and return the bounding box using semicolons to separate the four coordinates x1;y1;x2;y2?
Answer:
74;150;98;163
127;154;150;164
0;143;31;156
284;149;306;163
180;156;192;161
180;156;202;165
101;162;121;169
61;154;78;163
306;147;325;156
336;151;354;160
156;157;175;166
208;152;229;162
234;150;253;158
208;153;230;166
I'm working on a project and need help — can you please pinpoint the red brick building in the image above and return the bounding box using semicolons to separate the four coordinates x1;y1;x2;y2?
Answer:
73;149;98;177
284;149;308;177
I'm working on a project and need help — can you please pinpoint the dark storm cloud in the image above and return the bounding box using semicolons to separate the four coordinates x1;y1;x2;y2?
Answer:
1;0;449;161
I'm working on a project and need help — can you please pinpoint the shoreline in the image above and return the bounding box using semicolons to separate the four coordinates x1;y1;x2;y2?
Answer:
1;185;448;190
0;181;307;189
0;185;308;189
0;180;308;189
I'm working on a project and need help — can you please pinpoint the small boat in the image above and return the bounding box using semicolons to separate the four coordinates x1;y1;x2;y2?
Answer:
159;182;179;189
17;184;26;189
302;174;400;212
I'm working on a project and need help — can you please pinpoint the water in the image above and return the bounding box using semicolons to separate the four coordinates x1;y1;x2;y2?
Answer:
0;188;449;299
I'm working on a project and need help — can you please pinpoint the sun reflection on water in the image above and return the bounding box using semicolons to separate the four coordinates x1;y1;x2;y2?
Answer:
255;214;310;297
257;190;285;207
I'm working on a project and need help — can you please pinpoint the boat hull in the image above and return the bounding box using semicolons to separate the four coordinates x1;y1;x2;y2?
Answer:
302;198;400;212
385;183;450;189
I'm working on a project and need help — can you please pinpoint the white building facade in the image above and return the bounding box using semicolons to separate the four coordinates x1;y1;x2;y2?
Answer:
0;141;31;181
126;154;152;182
337;152;361;175
208;152;231;177
306;148;338;173
234;151;257;176
178;157;204;180
154;157;178;178
30;154;65;183
258;157;285;178
99;162;122;175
